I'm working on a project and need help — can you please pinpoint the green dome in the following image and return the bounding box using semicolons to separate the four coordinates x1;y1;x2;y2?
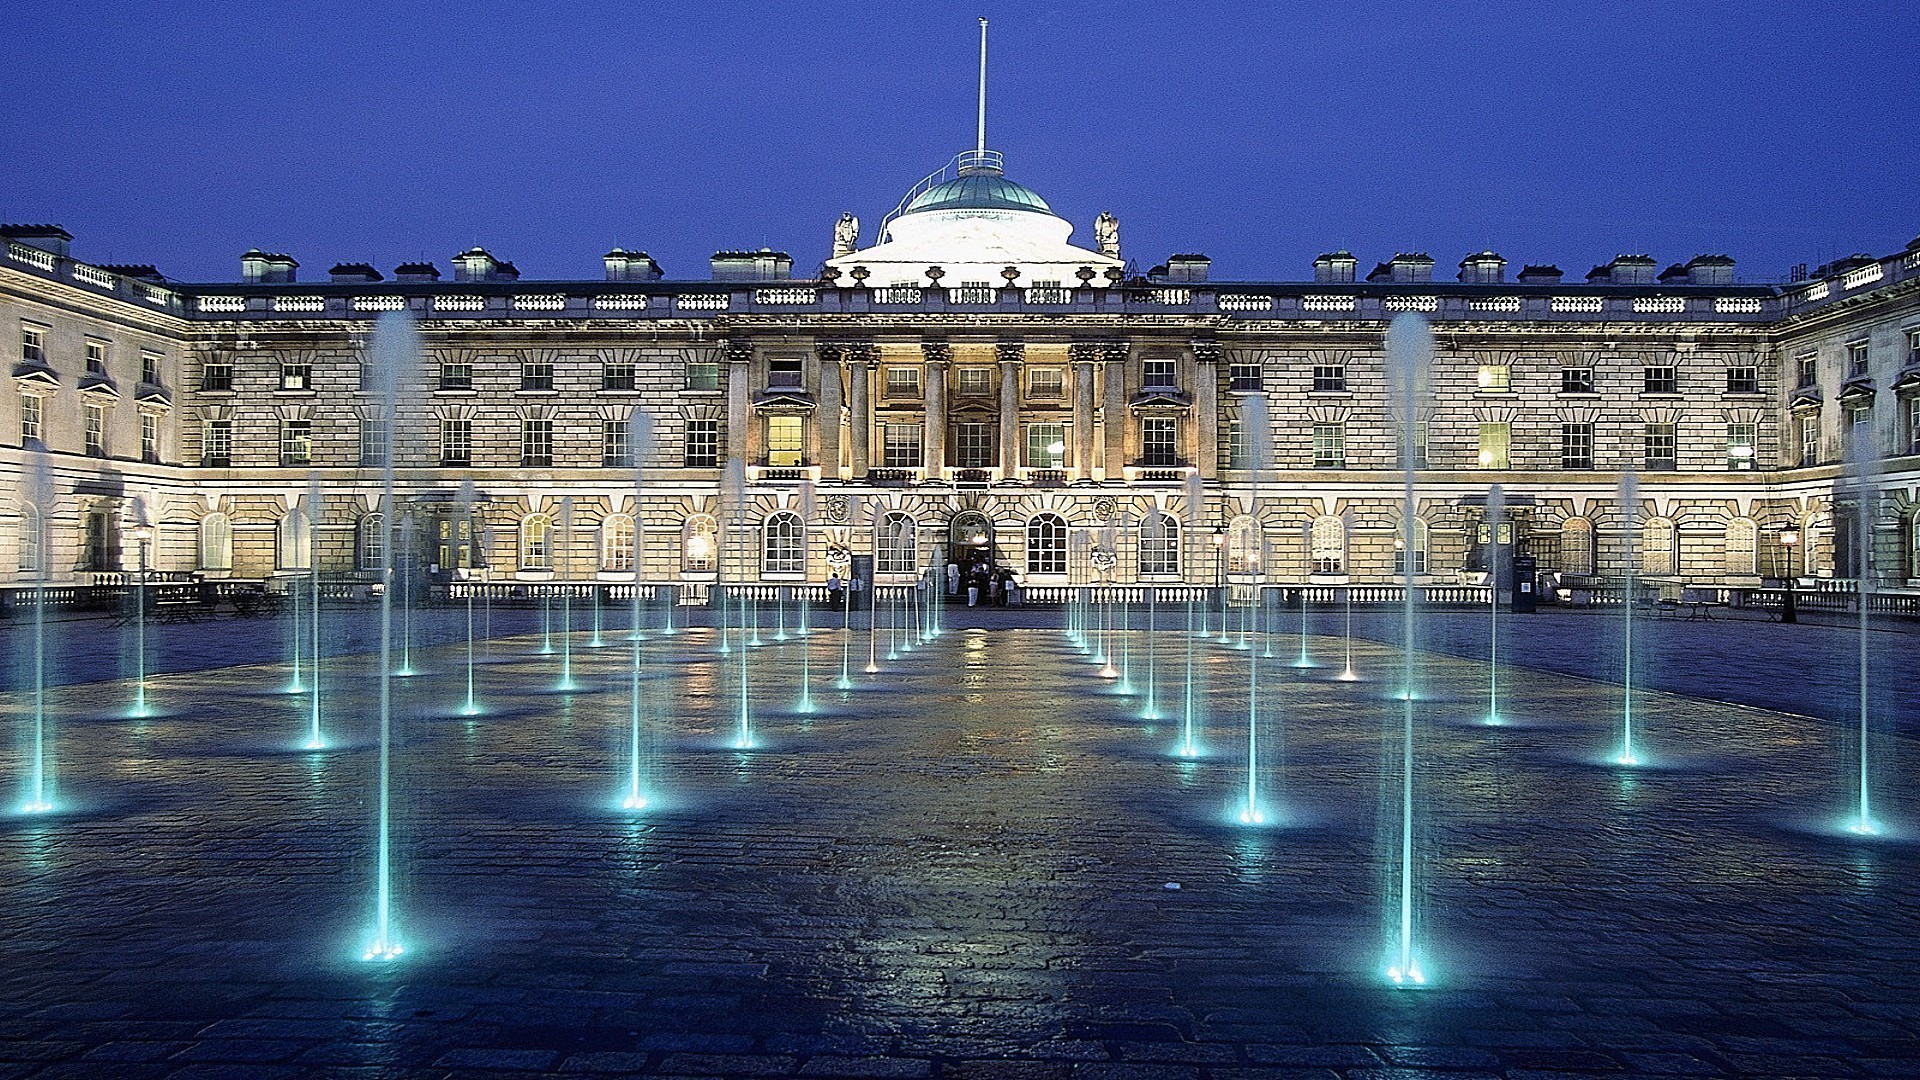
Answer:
902;173;1052;215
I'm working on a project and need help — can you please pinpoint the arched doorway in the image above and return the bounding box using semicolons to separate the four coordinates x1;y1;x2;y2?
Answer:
947;511;997;595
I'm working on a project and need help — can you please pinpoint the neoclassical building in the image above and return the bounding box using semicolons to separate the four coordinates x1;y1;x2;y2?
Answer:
3;147;1918;600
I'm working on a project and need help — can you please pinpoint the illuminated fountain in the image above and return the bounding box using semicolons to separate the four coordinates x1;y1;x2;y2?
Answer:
1140;510;1163;721
622;413;655;809
554;496;580;692
1337;585;1358;681
1176;473;1205;757
1614;472;1642;766
724;458;754;748
1093;528;1119;680
865;501;882;675
126;496;156;719
1383;311;1432;986
284;517;305;694
1842;433;1884;836
835;496;858;690
1236;393;1273;825
363;308;414;962
795;482;817;714
303;478;327;746
16;451;55;814
1289;521;1311;668
456;480;481;717
394;511;420;677
1482;485;1506;726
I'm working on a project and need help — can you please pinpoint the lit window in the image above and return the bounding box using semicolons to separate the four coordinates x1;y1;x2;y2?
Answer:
1642;518;1678;576
1140;513;1181;576
1027;367;1064;397
1477;364;1511;392
1477;422;1510;468
765;415;804;467
520;514;553;569
883;423;922;469
1140;417;1178;467
878;512;917;573
1725;518;1758;576
1310;515;1345;575
358;514;386;570
686;361;720;391
199;512;232;571
885;367;920;397
1227;516;1262;575
277;508;312;570
601;514;636;572
1393;517;1429;576
683;514;717;574
280;359;311;391
17;504;41;573
1560;518;1594;575
958;368;991;396
436;516;473;570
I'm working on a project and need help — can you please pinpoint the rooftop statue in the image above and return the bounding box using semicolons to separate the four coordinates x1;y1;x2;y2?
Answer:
833;213;859;258
1095;212;1121;259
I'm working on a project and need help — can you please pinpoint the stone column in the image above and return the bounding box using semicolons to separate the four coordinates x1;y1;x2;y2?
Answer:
816;341;843;479
921;339;952;477
724;337;753;464
1101;339;1130;481
1070;341;1099;482
1192;339;1221;480
996;339;1023;475
847;342;872;479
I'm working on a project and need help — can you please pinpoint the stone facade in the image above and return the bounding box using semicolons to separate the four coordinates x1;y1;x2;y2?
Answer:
4;229;1918;594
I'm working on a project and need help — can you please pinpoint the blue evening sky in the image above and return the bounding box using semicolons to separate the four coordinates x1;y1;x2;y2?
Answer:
1;2;1912;284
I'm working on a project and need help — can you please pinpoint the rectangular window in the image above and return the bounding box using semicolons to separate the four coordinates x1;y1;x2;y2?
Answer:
85;339;109;375
765;415;804;467
440;418;472;466
1644;365;1678;394
1799;413;1820;465
141;352;162;386
521;418;554;466
1027;367;1064;397
1224;417;1248;468
202;419;233;466
1909;329;1920;367
684;418;718;467
1142;357;1177;389
885;366;920;397
882;423;922;469
1796;352;1817;389
1561;423;1594;470
141;412;158;463
1477;364;1511;392
602;419;632;468
1846;404;1873;455
1026;422;1066;468
1561;366;1595;394
685;360;720;391
955;422;994;469
201;358;233;392
1644;422;1677;470
1847;340;1870;377
20;325;47;365
1477;422;1511;469
281;419;312;466
1908;395;1920;455
1312;364;1347;393
280;359;311;391
602;360;636;391
439;356;473;391
84;402;105;455
958;367;991;396
1399;421;1429;469
1726;422;1756;470
20;393;43;445
1312;422;1344;468
359;415;387;466
1229;362;1262;393
1140;417;1179;467
521;357;554;391
767;356;804;388
1726;366;1758;394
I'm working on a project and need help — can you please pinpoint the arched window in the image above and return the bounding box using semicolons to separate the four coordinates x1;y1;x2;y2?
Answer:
601;513;636;572
277;508;311;571
1310;516;1346;575
1140;512;1181;576
1642;517;1678;576
878;511;916;574
358;513;386;570
1560;517;1594;576
683;514;717;574
762;511;804;575
1393;516;1430;577
1724;517;1758;576
1803;514;1825;577
1026;513;1068;575
521;513;552;570
17;504;42;574
1908;513;1920;580
1226;515;1262;575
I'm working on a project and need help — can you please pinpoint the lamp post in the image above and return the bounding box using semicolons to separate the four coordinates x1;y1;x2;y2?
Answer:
1778;528;1800;624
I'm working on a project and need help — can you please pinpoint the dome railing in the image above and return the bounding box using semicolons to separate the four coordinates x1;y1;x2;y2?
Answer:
880;150;1006;239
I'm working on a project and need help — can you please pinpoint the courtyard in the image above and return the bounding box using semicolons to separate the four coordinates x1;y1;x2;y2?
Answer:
1;606;1916;1078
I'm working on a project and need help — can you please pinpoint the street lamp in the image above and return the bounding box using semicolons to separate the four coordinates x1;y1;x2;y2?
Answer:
1778;528;1800;623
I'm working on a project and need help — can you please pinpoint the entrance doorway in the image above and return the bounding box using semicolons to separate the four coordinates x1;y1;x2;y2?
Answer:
947;511;997;596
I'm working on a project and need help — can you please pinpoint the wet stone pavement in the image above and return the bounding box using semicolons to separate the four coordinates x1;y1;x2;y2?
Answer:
1;617;1918;1078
